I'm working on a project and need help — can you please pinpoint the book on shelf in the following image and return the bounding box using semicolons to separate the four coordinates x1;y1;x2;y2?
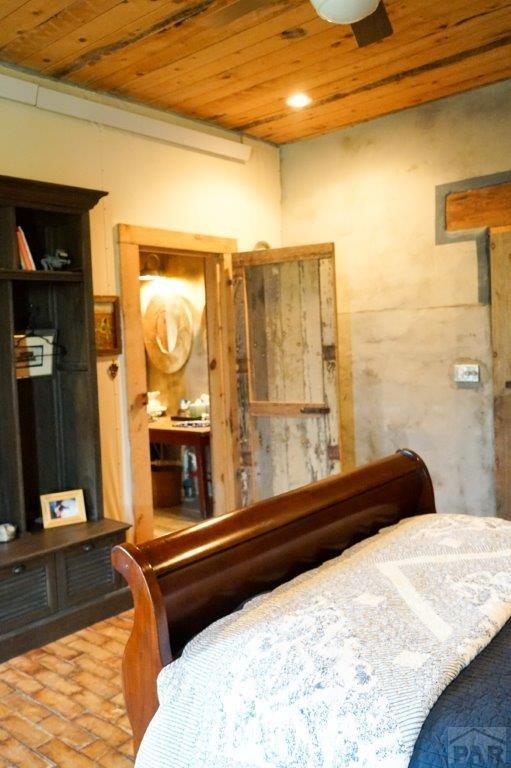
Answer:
16;227;36;270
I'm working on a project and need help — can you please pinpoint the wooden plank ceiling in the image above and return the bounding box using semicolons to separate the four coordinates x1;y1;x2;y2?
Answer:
0;0;510;144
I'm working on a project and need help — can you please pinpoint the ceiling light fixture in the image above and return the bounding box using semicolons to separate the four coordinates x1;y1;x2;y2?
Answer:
309;0;379;24
286;93;312;109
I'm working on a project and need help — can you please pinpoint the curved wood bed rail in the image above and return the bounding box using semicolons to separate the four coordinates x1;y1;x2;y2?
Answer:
113;449;435;752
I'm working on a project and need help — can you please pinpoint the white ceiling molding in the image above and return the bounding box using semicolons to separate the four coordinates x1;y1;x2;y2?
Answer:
0;71;251;163
0;72;37;105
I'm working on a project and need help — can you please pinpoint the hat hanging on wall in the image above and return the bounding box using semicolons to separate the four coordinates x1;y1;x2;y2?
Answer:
142;294;193;374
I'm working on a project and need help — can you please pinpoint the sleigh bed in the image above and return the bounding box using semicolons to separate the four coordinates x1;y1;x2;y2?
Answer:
112;450;511;766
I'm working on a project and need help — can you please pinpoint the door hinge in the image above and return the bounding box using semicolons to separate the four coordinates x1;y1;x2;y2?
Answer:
328;444;340;461
300;405;330;415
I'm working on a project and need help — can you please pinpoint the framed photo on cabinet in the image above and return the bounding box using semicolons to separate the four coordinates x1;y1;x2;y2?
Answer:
40;489;87;529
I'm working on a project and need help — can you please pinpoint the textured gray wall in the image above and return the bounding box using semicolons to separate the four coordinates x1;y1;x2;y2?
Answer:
281;80;511;516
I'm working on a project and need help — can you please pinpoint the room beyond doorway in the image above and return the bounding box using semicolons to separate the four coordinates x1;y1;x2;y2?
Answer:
140;249;212;531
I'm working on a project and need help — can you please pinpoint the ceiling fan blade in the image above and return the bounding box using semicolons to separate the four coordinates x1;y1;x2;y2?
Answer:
351;1;393;47
202;0;274;28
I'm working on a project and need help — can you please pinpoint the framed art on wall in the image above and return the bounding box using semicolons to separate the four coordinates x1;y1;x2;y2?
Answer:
40;489;87;529
14;330;56;379
94;295;122;356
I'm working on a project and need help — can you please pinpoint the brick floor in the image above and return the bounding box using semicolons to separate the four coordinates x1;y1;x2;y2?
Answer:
0;611;134;767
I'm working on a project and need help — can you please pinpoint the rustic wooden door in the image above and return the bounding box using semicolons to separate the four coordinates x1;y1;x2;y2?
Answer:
232;243;341;506
490;226;511;519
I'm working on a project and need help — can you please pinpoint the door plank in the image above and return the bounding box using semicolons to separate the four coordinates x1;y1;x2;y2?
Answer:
490;228;511;520
119;239;153;544
233;266;259;505
204;256;233;515
319;255;342;475
299;258;327;487
219;253;241;509
233;243;333;267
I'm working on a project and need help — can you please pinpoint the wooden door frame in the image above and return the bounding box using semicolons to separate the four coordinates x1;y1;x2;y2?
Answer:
490;226;511;518
117;224;239;543
443;178;511;517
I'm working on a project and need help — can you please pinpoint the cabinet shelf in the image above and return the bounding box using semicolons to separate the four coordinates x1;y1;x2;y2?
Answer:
0;519;130;569
0;269;83;282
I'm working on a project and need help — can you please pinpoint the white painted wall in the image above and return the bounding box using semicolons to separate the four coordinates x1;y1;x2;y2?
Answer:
3;74;510;522
281;80;511;516
0;96;281;523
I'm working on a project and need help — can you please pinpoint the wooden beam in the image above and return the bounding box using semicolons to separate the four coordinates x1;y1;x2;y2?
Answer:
447;182;511;232
204;255;238;514
490;227;511;520
118;224;236;253
119;239;154;545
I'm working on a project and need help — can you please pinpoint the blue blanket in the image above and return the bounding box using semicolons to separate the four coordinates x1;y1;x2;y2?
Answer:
410;617;511;767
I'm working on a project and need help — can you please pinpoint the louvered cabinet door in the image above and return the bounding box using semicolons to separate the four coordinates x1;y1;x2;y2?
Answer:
0;557;58;633
56;535;121;608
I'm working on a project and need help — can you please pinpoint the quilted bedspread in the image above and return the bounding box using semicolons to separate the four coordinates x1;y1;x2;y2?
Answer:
135;514;511;768
409;613;511;767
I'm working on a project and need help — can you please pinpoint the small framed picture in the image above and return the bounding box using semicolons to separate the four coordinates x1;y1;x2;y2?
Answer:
14;330;56;379
94;296;122;356
40;489;87;529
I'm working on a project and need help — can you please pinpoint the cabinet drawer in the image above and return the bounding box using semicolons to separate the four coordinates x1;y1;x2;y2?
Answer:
0;556;58;633
56;535;120;607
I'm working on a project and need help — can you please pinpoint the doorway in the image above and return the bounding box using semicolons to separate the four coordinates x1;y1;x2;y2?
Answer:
140;249;213;534
118;224;238;543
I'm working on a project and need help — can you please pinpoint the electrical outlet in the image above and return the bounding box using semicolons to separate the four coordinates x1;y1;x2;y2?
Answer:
454;363;480;384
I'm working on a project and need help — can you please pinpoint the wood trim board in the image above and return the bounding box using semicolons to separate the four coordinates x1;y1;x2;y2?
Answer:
232;243;334;267
490;226;511;520
446;181;511;232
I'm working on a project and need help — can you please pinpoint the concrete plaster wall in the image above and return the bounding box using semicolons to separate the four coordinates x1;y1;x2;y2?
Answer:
0;96;281;524
281;79;511;516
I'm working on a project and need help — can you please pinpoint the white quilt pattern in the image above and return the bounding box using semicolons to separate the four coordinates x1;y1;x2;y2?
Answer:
136;514;511;768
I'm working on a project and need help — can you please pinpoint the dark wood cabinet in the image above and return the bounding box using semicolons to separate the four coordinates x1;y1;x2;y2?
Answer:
0;175;130;662
0;555;58;634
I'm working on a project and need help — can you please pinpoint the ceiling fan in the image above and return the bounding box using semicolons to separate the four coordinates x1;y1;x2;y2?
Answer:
204;0;393;47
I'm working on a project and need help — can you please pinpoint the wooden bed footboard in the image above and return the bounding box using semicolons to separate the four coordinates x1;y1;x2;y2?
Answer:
112;449;435;752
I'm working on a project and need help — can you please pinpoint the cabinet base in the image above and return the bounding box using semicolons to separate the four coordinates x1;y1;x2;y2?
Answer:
0;586;133;663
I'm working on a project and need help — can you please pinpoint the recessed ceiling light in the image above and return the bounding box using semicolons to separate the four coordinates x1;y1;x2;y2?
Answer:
286;93;312;109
